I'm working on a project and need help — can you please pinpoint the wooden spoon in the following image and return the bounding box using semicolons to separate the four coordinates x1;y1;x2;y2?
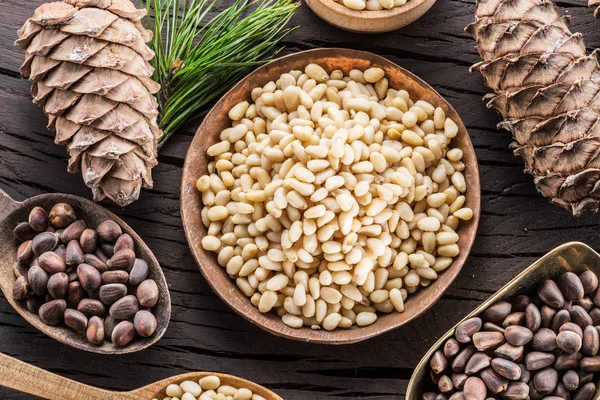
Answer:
0;188;171;354
0;352;282;400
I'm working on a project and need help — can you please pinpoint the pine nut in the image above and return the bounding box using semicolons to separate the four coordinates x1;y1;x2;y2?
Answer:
322;312;342;330
197;64;471;331
282;313;303;328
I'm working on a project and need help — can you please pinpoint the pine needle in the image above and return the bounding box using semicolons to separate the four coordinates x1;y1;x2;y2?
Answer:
142;0;299;147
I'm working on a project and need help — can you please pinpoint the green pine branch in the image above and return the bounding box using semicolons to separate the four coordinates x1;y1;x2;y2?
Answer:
142;0;299;148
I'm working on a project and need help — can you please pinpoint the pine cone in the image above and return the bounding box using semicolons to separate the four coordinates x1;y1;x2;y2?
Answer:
15;0;162;207
466;0;600;215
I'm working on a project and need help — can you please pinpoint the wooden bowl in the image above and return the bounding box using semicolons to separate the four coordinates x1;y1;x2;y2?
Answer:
406;242;600;400
0;189;171;354
305;0;437;33
181;48;481;344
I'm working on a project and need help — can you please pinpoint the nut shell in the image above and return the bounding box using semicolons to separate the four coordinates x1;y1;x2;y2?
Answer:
65;240;84;267
524;351;555;371
66;281;85;309
28;265;48;297
26;296;44;314
32;232;58;256
574;382;596;400
107;248;135;271
533;367;558;394
38;251;66;274
49;203;76;228
79;229;97;253
101;270;129;285
525;303;541;331
64;309;88;333
580;271;598;295
77;298;105;318
538;280;565;308
114;233;134;253
134;310;157;337
111;320;136;347
490;358;521;380
455;317;482;344
38;299;66;326
17;241;34;265
480;367;508;394
99;283;127;306
86;316;104;345
582;325;599;356
109;295;139;320
83;253;108;273
136;279;158;308
558;272;585;301
504;325;533;346
12;275;30;300
128;259;149;286
463;377;486;400
47;272;69;299
60;220;86;243
77;263;101;292
464;352;491;375
14;222;37;242
28;207;49;232
483;301;512;324
563;370;580;391
97;220;122;242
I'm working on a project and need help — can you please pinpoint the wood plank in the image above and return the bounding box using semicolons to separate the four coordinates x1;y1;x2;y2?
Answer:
1;0;600;399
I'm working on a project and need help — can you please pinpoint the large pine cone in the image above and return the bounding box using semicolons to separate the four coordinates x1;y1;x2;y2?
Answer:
466;0;600;215
15;0;162;207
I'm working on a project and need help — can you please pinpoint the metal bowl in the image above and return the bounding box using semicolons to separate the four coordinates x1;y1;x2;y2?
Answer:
406;241;600;399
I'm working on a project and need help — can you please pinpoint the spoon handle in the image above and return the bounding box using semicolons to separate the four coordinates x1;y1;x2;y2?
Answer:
0;352;135;400
0;188;20;221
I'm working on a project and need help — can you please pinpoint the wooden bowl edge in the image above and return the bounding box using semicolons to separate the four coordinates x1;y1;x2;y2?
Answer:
181;48;481;344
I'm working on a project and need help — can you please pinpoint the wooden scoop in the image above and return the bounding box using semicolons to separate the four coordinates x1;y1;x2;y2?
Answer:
0;188;171;354
0;352;283;400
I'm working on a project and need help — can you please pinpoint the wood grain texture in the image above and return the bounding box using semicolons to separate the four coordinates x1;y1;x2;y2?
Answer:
181;48;480;344
0;189;171;354
1;0;600;399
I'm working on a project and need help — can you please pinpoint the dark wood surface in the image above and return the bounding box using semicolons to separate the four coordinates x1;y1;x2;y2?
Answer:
1;0;599;399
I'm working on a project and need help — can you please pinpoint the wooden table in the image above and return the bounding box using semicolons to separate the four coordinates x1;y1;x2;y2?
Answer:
1;0;599;399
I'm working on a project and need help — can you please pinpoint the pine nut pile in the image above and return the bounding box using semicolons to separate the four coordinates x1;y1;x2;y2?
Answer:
335;0;410;11
153;375;265;400
197;63;473;331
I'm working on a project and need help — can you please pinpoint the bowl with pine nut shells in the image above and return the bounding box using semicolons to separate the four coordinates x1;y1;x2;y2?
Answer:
305;0;436;34
181;48;480;344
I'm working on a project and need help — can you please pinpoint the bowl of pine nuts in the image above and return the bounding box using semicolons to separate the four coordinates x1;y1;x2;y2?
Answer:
305;0;436;34
181;48;480;344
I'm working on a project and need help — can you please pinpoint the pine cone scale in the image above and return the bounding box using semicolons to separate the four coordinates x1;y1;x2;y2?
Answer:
16;0;162;206
468;0;600;214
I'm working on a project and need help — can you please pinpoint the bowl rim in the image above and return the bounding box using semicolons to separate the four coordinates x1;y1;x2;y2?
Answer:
312;0;431;19
405;241;600;399
305;0;437;33
181;47;481;344
137;371;283;399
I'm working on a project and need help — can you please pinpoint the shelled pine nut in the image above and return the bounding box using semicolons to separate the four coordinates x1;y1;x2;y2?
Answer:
154;375;266;400
197;63;473;331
